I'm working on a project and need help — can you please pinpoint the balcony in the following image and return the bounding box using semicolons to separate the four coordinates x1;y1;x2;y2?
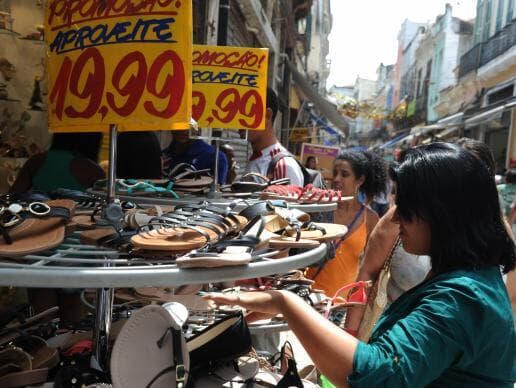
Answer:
480;20;516;67
459;19;516;79
458;43;482;79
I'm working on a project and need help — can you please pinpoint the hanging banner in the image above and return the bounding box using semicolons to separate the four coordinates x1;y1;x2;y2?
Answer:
45;0;192;132
300;143;340;180
192;45;268;130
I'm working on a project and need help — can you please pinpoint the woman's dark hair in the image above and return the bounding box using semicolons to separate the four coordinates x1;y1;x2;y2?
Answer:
335;150;387;200
455;137;495;178
116;132;162;179
391;142;515;274
51;132;102;162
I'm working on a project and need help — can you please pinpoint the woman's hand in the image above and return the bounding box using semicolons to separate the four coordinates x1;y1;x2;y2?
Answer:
204;290;285;316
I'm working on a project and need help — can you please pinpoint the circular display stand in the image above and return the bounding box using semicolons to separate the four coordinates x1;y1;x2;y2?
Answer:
0;238;328;288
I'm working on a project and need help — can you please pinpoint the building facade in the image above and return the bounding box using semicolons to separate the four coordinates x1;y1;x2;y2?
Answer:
458;0;516;171
427;4;473;122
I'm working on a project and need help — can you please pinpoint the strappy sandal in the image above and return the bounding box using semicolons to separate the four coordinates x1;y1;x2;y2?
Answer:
169;163;214;192
221;173;290;194
260;185;304;202
297;184;353;204
131;213;233;252
237;201;321;250
263;207;346;244
174;215;268;268
323;280;373;318
0;199;75;257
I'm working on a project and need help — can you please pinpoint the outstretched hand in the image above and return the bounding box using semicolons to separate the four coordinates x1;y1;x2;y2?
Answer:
204;290;285;317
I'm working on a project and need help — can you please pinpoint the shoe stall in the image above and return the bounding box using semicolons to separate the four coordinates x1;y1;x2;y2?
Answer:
0;2;350;387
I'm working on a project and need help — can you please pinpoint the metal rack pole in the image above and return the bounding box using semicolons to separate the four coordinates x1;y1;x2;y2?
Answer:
93;124;117;370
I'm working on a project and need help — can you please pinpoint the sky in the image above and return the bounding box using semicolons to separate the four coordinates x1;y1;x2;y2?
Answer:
327;0;478;88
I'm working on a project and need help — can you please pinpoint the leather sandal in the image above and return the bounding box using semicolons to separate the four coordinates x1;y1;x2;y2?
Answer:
0;347;48;388
323;280;373;318
0;199;75;257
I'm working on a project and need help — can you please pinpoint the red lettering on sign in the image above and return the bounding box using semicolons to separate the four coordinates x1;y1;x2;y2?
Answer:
144;50;185;118
49;46;185;123
107;51;147;117
64;47;105;118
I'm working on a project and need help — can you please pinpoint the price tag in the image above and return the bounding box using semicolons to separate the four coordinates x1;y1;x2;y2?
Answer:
192;45;268;130
45;0;192;132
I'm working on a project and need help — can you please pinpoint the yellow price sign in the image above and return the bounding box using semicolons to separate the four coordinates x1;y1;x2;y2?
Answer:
45;0;192;132
192;45;268;130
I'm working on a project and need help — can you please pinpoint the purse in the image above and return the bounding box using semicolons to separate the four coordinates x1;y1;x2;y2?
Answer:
357;236;401;342
187;311;252;372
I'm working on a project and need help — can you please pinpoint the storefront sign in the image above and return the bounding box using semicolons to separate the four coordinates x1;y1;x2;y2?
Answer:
300;143;340;180
46;0;192;132
289;128;310;143
192;45;268;130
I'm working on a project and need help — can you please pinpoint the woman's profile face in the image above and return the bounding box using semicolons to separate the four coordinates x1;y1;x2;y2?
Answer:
392;207;431;255
332;159;362;196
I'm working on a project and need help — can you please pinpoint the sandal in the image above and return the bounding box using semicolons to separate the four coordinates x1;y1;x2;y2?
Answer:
323;280;373;318
174;215;267;268
297;184;353;204
221;173;290;194
0;347;48;388
169;163;214;192
0;199;75;257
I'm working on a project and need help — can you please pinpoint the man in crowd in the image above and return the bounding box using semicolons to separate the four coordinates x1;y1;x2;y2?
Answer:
241;87;304;186
162;129;228;184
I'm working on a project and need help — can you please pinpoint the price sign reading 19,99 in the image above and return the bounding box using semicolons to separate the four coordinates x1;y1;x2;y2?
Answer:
192;45;268;130
45;0;192;132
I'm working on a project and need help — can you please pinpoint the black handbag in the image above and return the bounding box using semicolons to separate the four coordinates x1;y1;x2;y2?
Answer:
187;311;252;372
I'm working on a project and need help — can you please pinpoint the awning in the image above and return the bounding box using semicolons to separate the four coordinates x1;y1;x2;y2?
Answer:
465;98;516;128
437;112;464;126
378;131;412;149
310;113;339;137
288;60;351;137
410;124;443;135
436;126;461;139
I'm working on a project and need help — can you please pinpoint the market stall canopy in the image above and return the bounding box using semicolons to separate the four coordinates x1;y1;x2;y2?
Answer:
465;97;516;128
437;112;464;126
309;112;341;137
287;60;351;137
410;124;443;136
377;130;412;149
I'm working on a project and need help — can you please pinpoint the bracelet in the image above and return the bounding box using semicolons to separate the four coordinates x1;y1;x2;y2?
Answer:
344;328;358;337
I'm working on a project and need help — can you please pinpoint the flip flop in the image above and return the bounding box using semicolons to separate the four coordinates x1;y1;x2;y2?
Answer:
283;222;347;242
0;199;75;257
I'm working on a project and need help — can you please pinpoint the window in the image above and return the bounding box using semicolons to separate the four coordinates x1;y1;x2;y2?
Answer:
496;0;505;31
508;0;515;23
473;0;484;44
483;0;492;41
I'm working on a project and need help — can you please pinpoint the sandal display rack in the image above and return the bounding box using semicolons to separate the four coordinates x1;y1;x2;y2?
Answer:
0;126;337;372
0;234;328;369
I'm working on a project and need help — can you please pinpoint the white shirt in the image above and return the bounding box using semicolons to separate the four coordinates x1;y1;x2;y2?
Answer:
246;142;305;187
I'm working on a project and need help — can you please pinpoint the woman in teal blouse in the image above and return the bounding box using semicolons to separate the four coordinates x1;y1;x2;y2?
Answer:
208;142;516;387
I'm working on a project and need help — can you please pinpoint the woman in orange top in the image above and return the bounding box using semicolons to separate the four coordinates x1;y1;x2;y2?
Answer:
307;150;387;297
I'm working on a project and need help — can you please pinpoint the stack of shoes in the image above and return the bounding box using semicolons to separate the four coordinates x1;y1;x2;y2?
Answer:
168;163;214;195
219;172;290;198
109;301;320;387
261;183;354;204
